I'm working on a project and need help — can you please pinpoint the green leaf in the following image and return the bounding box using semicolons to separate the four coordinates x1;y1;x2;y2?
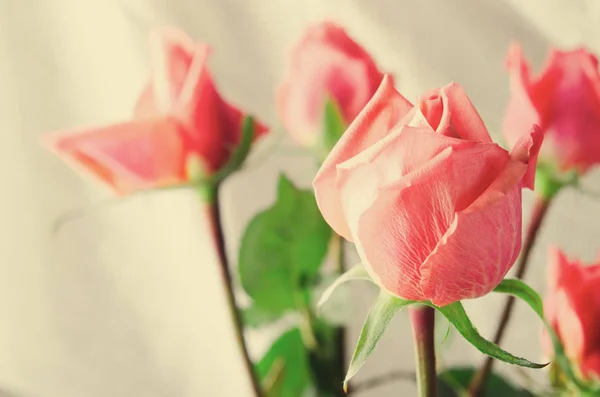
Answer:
239;174;331;317
257;328;312;397
431;301;547;369
345;291;414;390
317;264;372;309
494;279;596;393
438;367;535;397
242;304;282;328
322;97;346;153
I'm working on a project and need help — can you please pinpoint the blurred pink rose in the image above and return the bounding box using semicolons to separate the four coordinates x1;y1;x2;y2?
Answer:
313;75;543;306
277;21;387;148
545;248;600;379
45;28;267;194
504;43;600;174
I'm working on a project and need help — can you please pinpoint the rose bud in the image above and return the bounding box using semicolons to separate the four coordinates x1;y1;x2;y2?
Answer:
504;43;600;175
277;21;387;153
313;75;543;306
545;248;600;380
45;27;267;195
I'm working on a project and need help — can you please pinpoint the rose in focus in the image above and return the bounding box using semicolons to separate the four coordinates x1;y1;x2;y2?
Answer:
313;75;543;306
277;21;387;151
45;28;267;194
545;248;600;380
504;43;600;174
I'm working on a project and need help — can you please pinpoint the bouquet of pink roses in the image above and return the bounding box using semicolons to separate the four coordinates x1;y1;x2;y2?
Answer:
45;22;600;397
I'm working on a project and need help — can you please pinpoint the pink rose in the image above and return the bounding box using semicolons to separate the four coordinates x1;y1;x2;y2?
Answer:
545;248;600;379
313;76;543;306
503;43;600;174
45;28;267;194
277;21;387;149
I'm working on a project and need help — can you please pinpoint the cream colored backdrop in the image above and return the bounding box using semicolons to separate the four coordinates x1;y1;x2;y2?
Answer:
1;1;600;396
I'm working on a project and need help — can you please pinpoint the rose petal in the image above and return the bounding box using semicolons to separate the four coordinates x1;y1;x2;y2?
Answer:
554;288;585;360
440;83;493;143
337;126;476;193
134;27;197;117
277;22;386;148
354;143;509;301
420;186;522;306
537;49;600;171
167;43;267;171
502;43;542;150
417;89;444;131
313;75;412;240
352;147;455;300
335;126;475;246
545;249;600;363
509;125;544;189
44;118;185;194
463;125;542;214
279;46;374;147
581;353;600;380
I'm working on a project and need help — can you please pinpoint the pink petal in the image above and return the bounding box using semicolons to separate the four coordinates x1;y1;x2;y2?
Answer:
440;83;493;143
336;126;477;257
509;125;543;189
464;125;542;213
146;37;267;172
277;21;386;147
134;28;197;117
354;142;509;301
173;56;265;171
134;83;159;119
554;288;585;360
502;43;541;151
544;250;600;362
581;353;600;380
313;75;412;240
418;89;444;131
535;48;600;171
546;247;571;302
337;126;476;194
420;186;522;306
44;118;185;194
407;90;454;138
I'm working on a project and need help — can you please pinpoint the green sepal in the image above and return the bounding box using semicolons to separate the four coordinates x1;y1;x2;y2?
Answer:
317;264;372;309
535;162;578;201
209;115;256;183
494;278;598;394
344;291;414;390
186;115;256;202
428;301;547;369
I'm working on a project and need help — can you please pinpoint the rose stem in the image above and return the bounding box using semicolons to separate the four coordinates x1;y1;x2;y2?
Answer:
333;234;347;391
468;196;553;396
409;306;437;397
203;184;263;397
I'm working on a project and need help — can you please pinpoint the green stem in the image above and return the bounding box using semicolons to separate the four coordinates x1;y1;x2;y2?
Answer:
203;184;263;397
297;297;319;350
409;306;437;397
468;195;553;396
333;234;347;392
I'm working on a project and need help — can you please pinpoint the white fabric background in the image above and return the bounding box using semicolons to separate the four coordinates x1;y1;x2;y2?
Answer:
1;1;600;396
